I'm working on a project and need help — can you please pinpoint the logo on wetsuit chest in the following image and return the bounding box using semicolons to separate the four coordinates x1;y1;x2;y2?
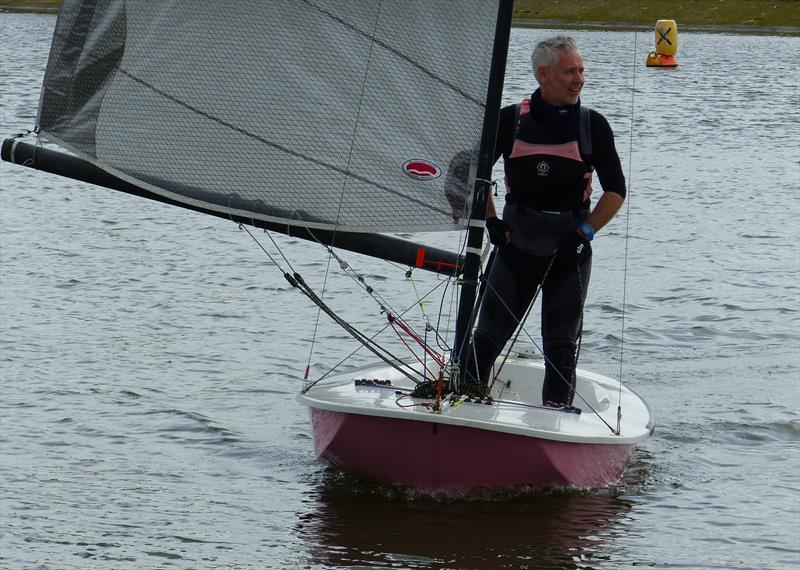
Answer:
536;161;550;176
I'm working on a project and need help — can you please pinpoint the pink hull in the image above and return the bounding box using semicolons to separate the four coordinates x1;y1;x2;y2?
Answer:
311;409;634;492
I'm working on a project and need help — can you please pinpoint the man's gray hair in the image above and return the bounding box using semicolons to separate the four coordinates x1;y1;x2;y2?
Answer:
531;36;579;82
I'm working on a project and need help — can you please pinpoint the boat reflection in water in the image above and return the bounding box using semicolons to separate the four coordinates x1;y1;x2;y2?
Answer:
296;467;646;569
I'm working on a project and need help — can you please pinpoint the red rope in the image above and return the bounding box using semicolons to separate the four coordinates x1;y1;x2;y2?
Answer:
395;395;435;409
389;320;440;380
387;313;445;367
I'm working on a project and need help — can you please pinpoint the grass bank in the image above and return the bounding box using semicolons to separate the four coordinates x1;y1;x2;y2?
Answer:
0;0;57;13
1;0;798;33
513;0;800;33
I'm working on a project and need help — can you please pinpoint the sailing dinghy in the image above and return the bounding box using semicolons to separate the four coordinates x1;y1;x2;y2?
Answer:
300;356;652;491
3;0;653;492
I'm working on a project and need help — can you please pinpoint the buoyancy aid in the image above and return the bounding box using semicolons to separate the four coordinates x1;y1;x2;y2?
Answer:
503;97;594;213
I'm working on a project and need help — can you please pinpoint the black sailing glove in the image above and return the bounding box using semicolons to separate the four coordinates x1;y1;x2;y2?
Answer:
557;230;590;258
485;217;510;246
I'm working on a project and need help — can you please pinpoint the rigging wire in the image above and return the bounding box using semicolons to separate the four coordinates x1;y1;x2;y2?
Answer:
302;277;452;391
302;0;386;386
239;223;290;270
311;235;408;325
404;266;457;354
287;272;421;382
491;252;557;381
451;177;495;362
239;222;434;385
616;30;639;434
303;227;455;367
474;256;618;435
240;221;327;383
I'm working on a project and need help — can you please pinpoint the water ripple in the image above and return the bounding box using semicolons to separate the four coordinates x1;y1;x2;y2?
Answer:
1;17;798;570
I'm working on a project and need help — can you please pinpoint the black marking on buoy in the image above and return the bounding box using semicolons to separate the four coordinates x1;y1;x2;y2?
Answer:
658;27;673;46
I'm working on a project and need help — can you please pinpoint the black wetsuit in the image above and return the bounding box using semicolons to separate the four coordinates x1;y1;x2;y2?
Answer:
463;89;625;405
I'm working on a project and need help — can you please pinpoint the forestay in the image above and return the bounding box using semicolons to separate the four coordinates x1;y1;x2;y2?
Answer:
38;0;501;233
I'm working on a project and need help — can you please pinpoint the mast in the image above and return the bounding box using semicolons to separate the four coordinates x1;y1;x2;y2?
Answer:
1;138;462;276
453;0;514;359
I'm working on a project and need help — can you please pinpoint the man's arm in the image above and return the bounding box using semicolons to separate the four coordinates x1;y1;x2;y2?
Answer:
585;110;626;234
585;191;624;233
485;195;511;244
483;105;515;245
486;195;498;219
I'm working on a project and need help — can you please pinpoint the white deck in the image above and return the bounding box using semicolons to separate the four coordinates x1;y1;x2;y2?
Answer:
298;355;654;445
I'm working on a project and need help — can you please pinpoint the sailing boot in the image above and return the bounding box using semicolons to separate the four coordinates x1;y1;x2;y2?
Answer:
542;342;577;406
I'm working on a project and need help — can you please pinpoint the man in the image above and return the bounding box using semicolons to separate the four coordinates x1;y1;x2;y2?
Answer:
461;36;626;407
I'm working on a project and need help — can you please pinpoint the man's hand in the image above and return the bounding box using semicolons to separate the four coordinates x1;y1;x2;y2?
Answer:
486;217;511;246
557;230;590;258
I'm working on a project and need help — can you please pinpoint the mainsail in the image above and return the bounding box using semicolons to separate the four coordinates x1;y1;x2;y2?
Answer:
4;0;513;358
35;0;502;234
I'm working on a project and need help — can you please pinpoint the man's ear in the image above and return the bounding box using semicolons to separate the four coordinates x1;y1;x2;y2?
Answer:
536;65;548;83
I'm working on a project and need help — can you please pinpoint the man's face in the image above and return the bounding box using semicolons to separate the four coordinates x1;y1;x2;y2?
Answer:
538;49;584;106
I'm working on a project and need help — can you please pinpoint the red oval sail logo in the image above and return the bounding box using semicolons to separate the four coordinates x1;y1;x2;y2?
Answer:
402;159;442;180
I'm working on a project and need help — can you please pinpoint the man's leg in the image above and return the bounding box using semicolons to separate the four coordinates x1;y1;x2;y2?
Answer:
541;247;592;405
463;246;543;385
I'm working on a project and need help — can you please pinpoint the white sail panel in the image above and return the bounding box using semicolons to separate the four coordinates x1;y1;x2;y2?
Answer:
38;0;501;232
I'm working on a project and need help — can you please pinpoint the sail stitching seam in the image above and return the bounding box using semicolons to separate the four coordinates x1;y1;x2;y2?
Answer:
110;66;454;218
47;23;460;222
299;0;485;108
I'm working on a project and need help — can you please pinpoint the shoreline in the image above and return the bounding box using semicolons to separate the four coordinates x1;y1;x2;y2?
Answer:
1;4;798;36
514;18;800;36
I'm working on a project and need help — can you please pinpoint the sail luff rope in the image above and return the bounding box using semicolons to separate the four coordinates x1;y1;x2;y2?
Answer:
616;30;639;434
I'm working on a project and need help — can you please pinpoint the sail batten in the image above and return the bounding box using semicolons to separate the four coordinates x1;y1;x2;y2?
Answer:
36;0;502;234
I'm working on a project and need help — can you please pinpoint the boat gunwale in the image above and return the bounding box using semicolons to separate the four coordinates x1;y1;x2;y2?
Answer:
298;357;652;445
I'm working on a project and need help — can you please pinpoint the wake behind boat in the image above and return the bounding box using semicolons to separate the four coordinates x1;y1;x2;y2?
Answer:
300;355;653;491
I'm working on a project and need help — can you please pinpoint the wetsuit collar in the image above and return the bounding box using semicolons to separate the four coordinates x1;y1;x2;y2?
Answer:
530;88;581;135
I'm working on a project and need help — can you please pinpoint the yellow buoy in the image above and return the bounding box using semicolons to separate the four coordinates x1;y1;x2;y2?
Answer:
655;20;678;56
646;52;661;67
646;19;679;67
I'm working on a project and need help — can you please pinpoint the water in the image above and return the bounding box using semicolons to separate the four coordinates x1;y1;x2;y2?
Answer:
1;12;798;569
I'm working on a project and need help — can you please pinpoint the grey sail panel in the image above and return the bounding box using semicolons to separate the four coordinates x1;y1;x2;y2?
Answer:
37;0;500;233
